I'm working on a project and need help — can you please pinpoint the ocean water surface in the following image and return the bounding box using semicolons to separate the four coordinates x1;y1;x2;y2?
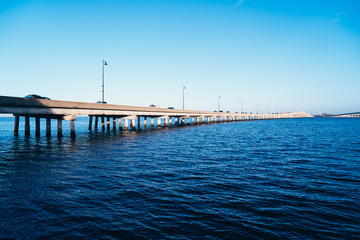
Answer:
0;117;359;239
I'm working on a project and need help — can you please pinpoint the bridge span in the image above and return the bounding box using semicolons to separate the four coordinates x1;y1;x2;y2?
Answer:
0;95;313;138
331;112;360;118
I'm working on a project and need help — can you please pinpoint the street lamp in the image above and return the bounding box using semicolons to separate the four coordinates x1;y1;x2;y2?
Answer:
102;60;108;103
183;86;186;110
218;95;221;112
257;104;259;114
241;101;244;113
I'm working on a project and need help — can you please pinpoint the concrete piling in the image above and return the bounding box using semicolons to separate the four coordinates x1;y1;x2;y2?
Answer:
95;116;98;131
89;116;92;131
14;115;19;136
46;118;51;137
101;116;105;131
119;118;123;130
131;119;136;130
57;119;63;137
124;119;128;131
25;116;30;137
70;120;75;138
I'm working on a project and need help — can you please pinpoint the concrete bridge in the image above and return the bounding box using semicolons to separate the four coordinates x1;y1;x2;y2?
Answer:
331;112;360;118
0;95;313;138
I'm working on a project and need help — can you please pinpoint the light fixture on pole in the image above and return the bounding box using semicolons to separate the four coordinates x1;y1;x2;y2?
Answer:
183;86;186;110
241;101;244;113
218;95;221;112
102;60;108;103
257;104;259;114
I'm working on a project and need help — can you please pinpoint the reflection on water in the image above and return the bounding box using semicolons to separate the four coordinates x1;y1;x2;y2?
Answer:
0;117;359;239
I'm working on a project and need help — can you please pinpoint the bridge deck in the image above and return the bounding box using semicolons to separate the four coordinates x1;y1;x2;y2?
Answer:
0;95;313;138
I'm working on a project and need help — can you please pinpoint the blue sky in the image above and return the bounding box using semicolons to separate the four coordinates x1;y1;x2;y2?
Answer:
1;0;359;114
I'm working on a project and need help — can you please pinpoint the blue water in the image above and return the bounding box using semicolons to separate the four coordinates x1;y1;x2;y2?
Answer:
0;117;359;239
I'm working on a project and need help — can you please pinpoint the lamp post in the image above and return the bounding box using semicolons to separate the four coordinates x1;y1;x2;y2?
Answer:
241;101;244;113
183;86;186;110
102;60;107;103
218;95;221;112
257;104;259;114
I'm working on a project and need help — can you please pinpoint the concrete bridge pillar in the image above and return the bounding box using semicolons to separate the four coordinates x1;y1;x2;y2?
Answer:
35;117;40;137
124;119;129;131
13;115;19;136
169;117;172;126
101;116;105;131
113;118;116;131
107;117;111;131
144;117;147;129
151;117;154;128
95;116;98;131
157;118;161;127
131;119;136;130
70;120;75;138
138;116;141;128
89;116;93;131
57;119;63;137
25;116;30;137
119;118;123;130
46;118;51;137
164;118;168;127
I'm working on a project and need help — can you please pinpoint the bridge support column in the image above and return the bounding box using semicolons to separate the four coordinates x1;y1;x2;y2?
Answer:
124;119;129;131
144;117;147;129
95;116;98;131
57;119;63;137
101;116;105;131
70;120;75;138
14;115;19;136
164;118;168;127
46;118;51;137
89;116;92;131
169;117;172;126
107;117;110;131
25;116;30;137
138;116;141;129
119;118;123;130
157;118;161;128
113;118;116;131
131;119;136;130
35;117;40;137
181;118;185;125
151;117;154;128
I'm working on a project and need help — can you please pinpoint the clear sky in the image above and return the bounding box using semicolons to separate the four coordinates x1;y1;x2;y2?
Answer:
1;0;359;114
